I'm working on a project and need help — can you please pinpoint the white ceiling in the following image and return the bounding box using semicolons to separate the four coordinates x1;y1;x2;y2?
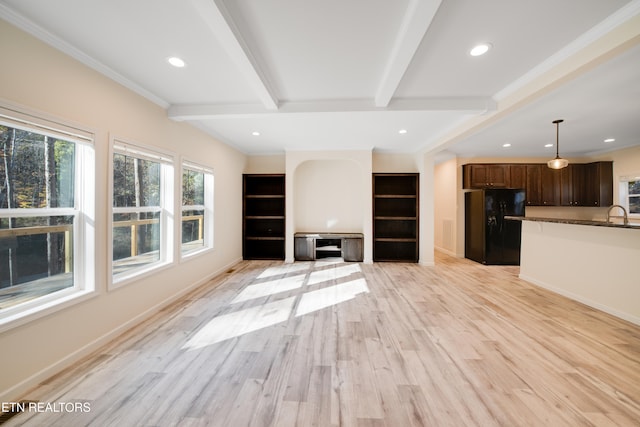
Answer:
1;0;639;159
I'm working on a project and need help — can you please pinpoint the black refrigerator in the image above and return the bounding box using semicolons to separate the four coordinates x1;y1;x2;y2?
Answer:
465;189;525;265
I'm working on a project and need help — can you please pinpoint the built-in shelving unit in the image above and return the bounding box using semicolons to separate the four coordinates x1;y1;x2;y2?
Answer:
373;173;419;262
243;174;285;260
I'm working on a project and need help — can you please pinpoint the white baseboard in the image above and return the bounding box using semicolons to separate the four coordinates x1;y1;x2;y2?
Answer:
519;273;640;327
1;257;242;402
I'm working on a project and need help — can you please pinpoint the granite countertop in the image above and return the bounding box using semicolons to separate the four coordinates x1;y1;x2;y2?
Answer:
504;216;640;229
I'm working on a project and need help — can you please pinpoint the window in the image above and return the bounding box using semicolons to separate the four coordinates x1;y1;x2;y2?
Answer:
111;141;173;284
181;161;214;256
620;175;640;217
0;106;94;324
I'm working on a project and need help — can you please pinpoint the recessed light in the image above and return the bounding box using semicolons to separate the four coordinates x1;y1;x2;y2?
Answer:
502;143;511;148
252;131;260;136
545;143;553;148
470;43;492;56
604;138;615;143
398;129;407;134
167;57;186;68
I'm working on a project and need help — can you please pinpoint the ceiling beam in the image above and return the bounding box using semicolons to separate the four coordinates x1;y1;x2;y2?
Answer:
374;0;443;108
168;97;495;121
190;0;279;110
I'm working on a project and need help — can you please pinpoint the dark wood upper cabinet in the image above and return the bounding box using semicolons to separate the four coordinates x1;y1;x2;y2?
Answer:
540;166;561;206
584;161;613;206
525;164;542;205
463;164;526;189
464;164;509;188
509;164;527;189
465;161;613;207
560;165;575;206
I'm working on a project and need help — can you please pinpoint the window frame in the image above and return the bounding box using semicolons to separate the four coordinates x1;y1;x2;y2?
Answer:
0;103;95;331
619;174;640;218
109;138;175;289
180;159;214;259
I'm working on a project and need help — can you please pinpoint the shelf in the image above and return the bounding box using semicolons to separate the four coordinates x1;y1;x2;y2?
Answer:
374;216;416;220
375;237;416;242
373;173;419;263
315;245;340;251
374;240;418;262
244;174;285;196
374;194;417;198
243;174;285;260
373;174;418;196
245;236;285;241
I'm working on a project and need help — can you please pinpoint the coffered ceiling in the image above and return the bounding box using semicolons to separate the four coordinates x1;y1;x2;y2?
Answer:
1;0;639;158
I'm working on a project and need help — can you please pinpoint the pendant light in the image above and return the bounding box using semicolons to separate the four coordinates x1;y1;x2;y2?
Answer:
547;119;569;169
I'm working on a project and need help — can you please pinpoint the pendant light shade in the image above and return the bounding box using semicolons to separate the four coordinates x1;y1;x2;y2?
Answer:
547;119;568;169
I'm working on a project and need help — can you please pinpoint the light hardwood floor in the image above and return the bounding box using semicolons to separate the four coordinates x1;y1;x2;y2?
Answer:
5;253;640;426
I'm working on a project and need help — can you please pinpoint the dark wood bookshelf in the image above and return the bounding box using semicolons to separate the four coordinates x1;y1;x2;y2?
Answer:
373;173;419;262
243;174;285;260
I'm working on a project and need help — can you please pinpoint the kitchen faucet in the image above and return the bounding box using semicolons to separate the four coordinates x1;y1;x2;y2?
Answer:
606;204;629;225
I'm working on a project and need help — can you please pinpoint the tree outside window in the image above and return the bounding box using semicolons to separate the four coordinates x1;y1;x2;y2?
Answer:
1;117;93;314
112;142;173;282
181;162;213;256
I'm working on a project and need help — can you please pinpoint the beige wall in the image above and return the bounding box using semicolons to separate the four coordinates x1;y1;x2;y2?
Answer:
433;158;458;255
294;159;365;233
372;152;419;172
0;20;246;400
244;154;286;174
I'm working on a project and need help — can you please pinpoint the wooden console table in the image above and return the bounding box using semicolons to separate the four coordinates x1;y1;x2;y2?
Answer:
294;233;364;262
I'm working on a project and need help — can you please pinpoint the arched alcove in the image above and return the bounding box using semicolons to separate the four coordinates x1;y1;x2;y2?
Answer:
293;159;364;233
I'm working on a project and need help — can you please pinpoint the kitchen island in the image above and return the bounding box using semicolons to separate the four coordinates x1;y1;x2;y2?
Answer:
507;216;640;325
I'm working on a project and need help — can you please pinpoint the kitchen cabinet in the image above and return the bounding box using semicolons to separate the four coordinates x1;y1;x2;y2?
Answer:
243;174;285;260
525;164;560;206
463;164;508;188
540;166;561;206
509;164;527;189
525;164;541;205
373;173;419;262
559;162;612;206
468;161;613;207
584;161;613;206
560;164;586;206
463;164;527;189
560;164;574;206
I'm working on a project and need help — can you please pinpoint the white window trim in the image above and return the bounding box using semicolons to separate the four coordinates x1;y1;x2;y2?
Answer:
109;137;175;289
619;173;640;218
0;103;96;331
180;159;214;260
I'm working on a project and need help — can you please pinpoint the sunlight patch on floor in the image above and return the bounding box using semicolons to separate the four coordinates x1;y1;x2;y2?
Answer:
257;263;310;279
182;297;296;350
314;258;342;267
296;278;369;317
183;262;370;350
231;274;306;304
307;263;361;286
